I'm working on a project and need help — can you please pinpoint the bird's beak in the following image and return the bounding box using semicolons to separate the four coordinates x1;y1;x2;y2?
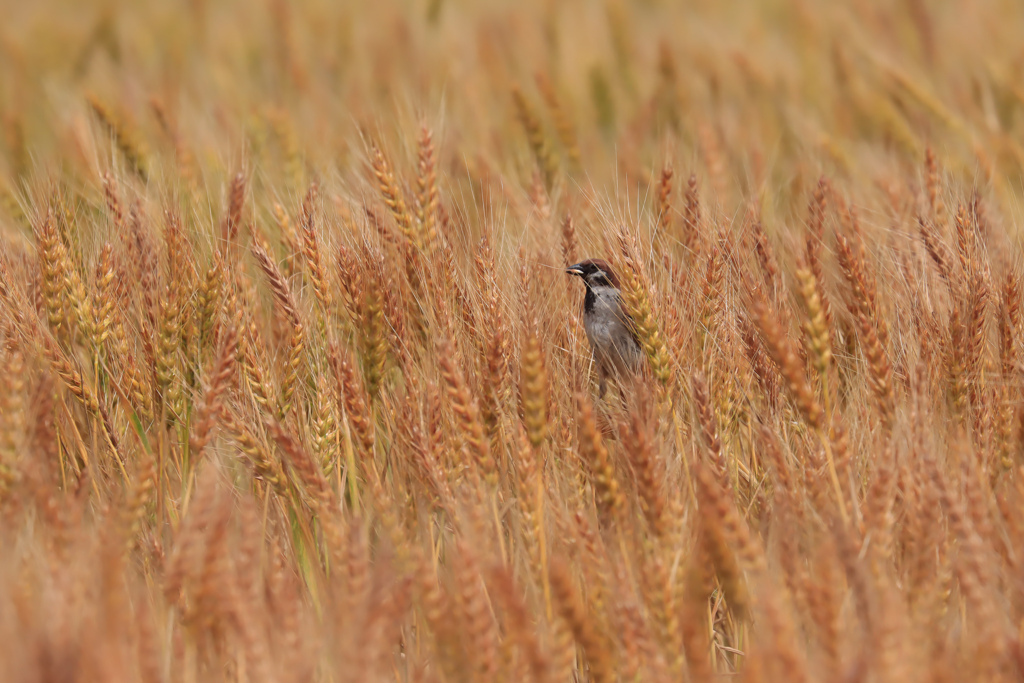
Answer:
566;266;584;277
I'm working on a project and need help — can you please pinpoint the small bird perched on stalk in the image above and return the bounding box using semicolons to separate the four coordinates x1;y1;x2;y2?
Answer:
567;258;643;396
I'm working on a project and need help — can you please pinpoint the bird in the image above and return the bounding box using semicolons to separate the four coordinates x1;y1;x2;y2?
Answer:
566;258;643;397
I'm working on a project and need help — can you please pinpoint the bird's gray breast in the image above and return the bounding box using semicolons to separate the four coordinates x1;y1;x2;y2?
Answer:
583;287;642;373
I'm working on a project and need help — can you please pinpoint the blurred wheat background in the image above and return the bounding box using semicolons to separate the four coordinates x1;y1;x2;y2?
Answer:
2;0;1024;681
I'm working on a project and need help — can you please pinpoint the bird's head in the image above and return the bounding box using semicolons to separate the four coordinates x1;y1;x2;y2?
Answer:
566;259;620;289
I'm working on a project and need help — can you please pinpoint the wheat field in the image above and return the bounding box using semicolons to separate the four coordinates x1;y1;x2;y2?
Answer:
2;0;1024;681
